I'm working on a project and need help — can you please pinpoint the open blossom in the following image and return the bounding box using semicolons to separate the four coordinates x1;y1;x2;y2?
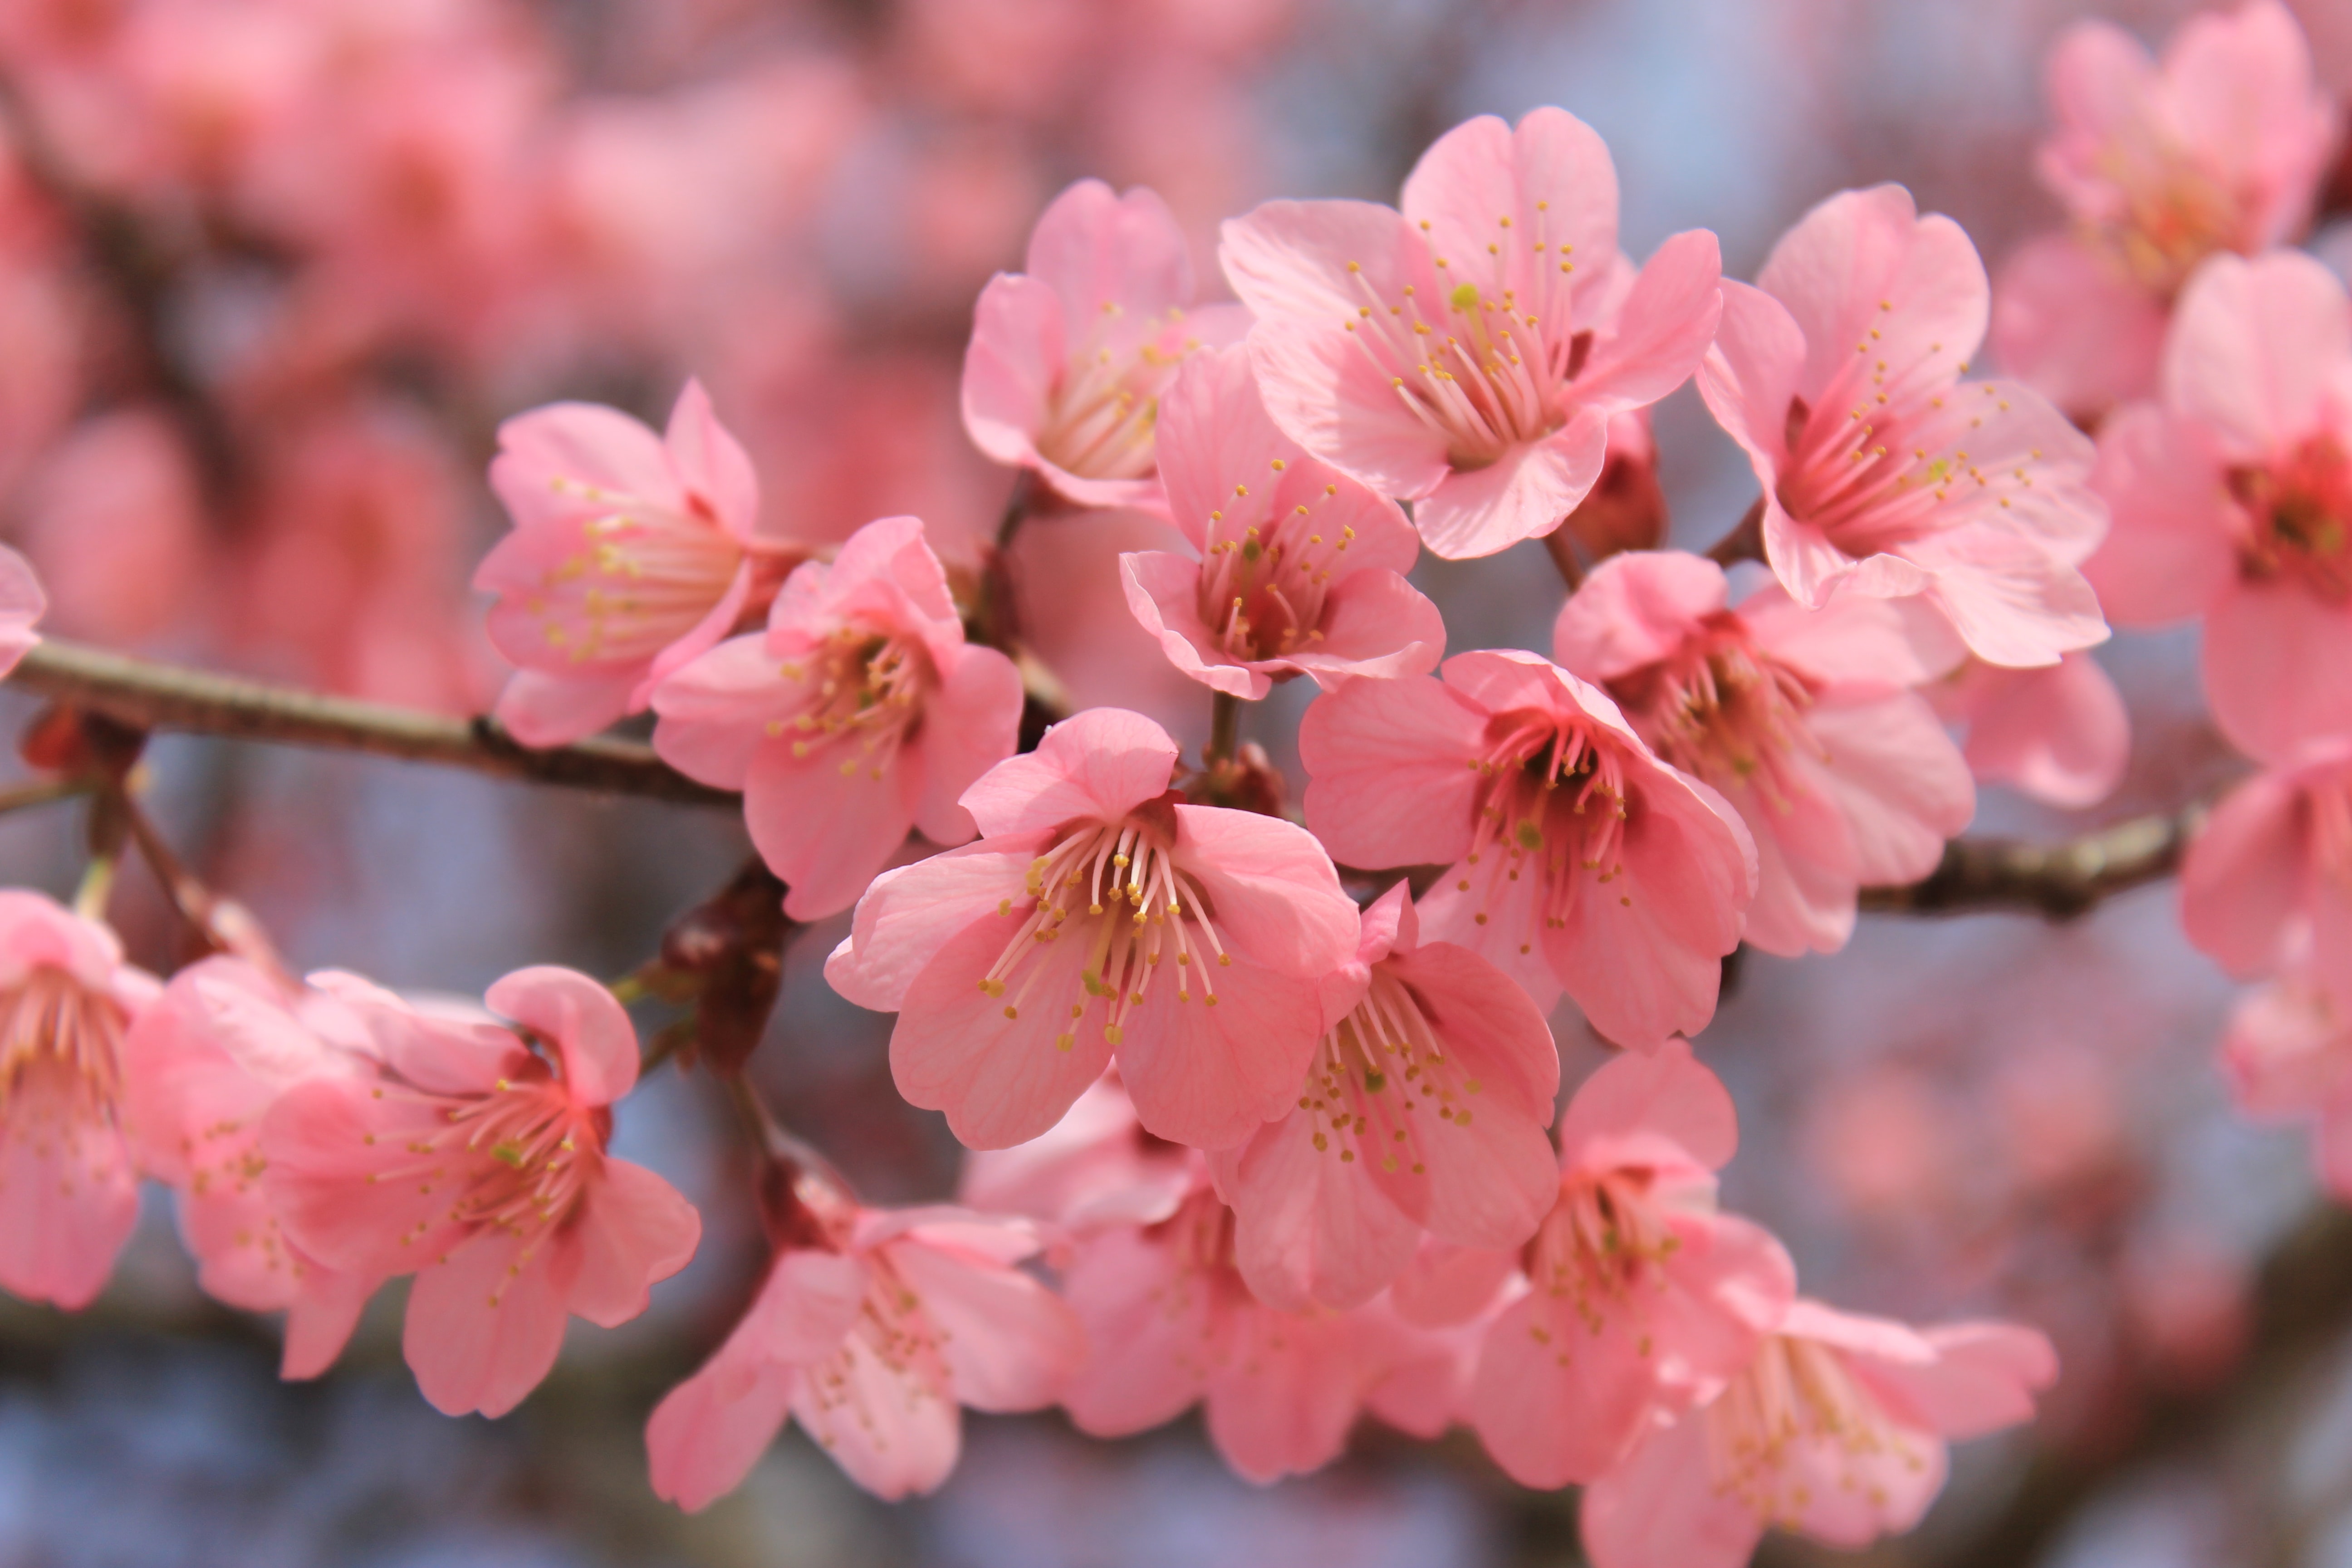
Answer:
1926;652;2129;809
2180;738;2352;1013
1219;107;1722;560
475;380;797;747
1206;882;1557;1311
2083;251;2352;762
0;543;43;679
120;959;384;1377
647;1189;1081;1509
1553;551;1973;956
1119;344;1444;698
652;514;1023;921
1579;1300;2058;1568
1465;1040;1797;1488
2222;975;2352;1196
1700;185;2108;669
827;707;1358;1151
1992;0;2336;417
263;967;701;1417
0;892;158;1309
962;179;1246;506
1300;648;1755;1044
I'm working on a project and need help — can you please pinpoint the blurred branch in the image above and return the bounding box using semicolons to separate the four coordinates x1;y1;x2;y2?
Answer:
9;640;735;806
1859;806;2201;919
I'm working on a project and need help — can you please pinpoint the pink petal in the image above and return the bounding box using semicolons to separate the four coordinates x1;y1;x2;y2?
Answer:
488;402;681;531
883;1236;1085;1411
0;1087;136;1309
747;732;919;923
1905;525;2108;669
663;378;760;539
1699;280;1806;479
263;1078;464;1275
649;634;806;790
280;1267;377;1380
1718;762;1862;959
1989;232;2166;416
403;1226;583;1417
1027;179;1194;322
1114;951;1325;1150
486;966;639;1107
1399;107;1619;333
1215;1112;1427;1311
491;668;638;749
1867;1321;2058;1440
1957;653;2130;809
2180;769;2308;978
1298;675;1487;869
1121;549;1271;700
1171;804;1358;978
0;544;45;679
825;839;1042;1013
1412;416;1609;560
1202;1302;1367;1482
911;644;1024;847
2082;402;2237;625
647;1343;797;1513
2206;577;2352;766
960;273;1063;471
1580;1413;1767;1568
567;1156;701;1328
1060;1225;1212;1437
1287;568;1447;686
1571;229;1725;416
1740;585;1967;692
1803;696;1975;885
1552;549;1729;682
1559;1036;1739;1175
959;707;1181;837
787;1333;961;1499
2166;250;2352;460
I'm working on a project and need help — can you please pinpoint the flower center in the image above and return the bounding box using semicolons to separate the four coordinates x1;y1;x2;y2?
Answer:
2092;143;2243;296
1036;304;1205;481
766;625;934;781
2232;436;2352;602
1611;620;1821;810
374;1068;605;1261
977;809;1233;1052
1294;965;1482;1176
532;479;751;666
1195;466;1360;665
1704;1334;1927;1519
1450;709;1633;951
0;967;126;1127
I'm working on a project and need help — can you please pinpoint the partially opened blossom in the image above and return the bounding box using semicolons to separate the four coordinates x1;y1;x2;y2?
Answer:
652;514;1023;920
1928;652;2129;809
1553;551;1973;956
647;1189;1081;1508
1119;344;1444;698
476;380;798;747
1992;0;2336;416
2222;974;2352;1196
120;958;383;1377
1220;107;1722;559
1300;649;1754;1043
1579;1300;2058;1568
827;707;1359;1150
962;179;1245;506
0;891;158;1309
2082;251;2352;761
0;543;43;679
2180;739;2352;1013
1700;185;2108;668
263;967;701;1417
1206;882;1558;1311
1465;1040;1797;1488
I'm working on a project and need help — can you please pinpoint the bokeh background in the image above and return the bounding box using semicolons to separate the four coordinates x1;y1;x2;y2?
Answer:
0;0;2344;1563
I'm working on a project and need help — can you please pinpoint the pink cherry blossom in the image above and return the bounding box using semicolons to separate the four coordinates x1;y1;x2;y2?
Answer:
0;891;158;1309
2223;973;2352;1196
958;1068;1196;1243
1465;1039;1797;1488
0;542;43;680
1553;550;1974;956
1579;1299;2057;1568
1220;108;1723;560
2180;739;2352;1014
1299;648;1755;1044
647;1190;1081;1508
1700;185;2109;669
1206;882;1558;1311
1927;652;2130;809
475;380;798;747
652;514;1024;921
1119;344;1444;698
262;966;701;1417
961;178;1246;507
119;958;383;1377
1992;0;2336;416
2082;250;2352;763
826;706;1359;1150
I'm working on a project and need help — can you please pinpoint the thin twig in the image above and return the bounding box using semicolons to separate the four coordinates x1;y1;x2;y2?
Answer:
8;640;735;806
1706;496;1767;567
1206;690;1242;766
1858;806;2200;919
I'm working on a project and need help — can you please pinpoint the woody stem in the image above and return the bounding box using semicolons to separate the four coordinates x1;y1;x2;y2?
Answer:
1207;690;1242;766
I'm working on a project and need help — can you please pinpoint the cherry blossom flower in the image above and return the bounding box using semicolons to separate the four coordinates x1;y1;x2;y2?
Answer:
1992;0;2336;418
1299;648;1755;1043
957;1068;1196;1245
0;891;158;1309
1465;1039;1797;1488
2083;250;2352;763
647;1189;1081;1508
1552;551;1973;956
1700;185;2108;669
652;514;1024;921
827;706;1359;1150
1220;107;1722;559
0;542;43;680
475;380;798;747
1926;652;2130;809
2222;973;2352;1197
962;178;1246;507
1119;344;1444;698
1206;882;1558;1311
120;958;384;1377
262;966;701;1417
2180;739;2352;1014
1579;1300;2057;1568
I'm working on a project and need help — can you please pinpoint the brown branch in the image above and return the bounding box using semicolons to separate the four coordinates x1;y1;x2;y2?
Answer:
8;640;736;806
1858;805;2201;920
